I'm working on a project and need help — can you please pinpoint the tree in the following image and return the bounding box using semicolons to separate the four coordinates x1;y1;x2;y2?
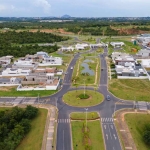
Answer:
143;123;150;144
24;105;38;119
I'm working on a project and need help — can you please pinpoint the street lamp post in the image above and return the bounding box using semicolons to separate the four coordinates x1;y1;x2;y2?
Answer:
38;93;39;104
83;79;86;97
55;98;58;108
85;108;88;132
114;102;116;118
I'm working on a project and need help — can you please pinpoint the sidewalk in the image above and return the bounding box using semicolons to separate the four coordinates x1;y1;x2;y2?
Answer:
40;104;58;150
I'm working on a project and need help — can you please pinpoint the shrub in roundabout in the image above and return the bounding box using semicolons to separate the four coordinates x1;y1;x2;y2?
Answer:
78;94;90;99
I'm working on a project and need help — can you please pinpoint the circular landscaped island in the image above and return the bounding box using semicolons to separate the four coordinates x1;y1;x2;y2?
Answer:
63;90;104;107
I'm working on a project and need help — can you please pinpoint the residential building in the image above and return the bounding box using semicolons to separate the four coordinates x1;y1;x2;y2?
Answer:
1;68;31;77
110;42;125;48
136;49;150;57
61;46;74;51
90;43;103;48
75;43;89;50
141;59;150;68
0;56;13;67
0;77;22;86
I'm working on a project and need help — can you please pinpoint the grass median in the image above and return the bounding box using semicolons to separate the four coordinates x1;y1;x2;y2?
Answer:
63;90;104;107
71;120;104;150
125;113;150;150
70;112;99;120
109;79;150;101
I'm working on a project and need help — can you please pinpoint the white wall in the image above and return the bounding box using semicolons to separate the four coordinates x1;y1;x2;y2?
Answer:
117;76;148;79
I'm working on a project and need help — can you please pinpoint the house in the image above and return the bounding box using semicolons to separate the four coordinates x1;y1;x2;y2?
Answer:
0;77;22;86
33;67;63;75
141;59;150;68
110;42;125;48
111;52;130;62
75;43;89;50
35;51;63;66
0;56;13;67
137;34;150;45
136;49;150;57
90;43;103;48
113;56;135;65
13;58;38;70
61;46;74;51
1;68;31;77
18;73;60;91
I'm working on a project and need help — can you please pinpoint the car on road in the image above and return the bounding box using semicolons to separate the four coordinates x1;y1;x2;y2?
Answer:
65;72;68;75
106;95;111;101
71;67;73;69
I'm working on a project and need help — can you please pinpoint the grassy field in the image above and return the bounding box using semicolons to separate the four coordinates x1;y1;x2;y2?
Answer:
16;108;48;150
72;56;100;86
63;90;104;107
71;120;104;150
109;79;150;101
0;86;57;97
70;112;99;120
125;114;150;150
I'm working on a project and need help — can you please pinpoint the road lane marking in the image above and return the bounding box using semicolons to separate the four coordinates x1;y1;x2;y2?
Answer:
113;134;117;140
106;134;108;140
63;130;64;150
104;125;106;129
108;125;112;139
111;125;113;129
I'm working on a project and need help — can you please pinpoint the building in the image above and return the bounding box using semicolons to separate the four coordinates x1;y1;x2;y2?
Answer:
75;43;89;50
136;49;150;57
0;56;13;67
110;42;125;48
61;46;74;51
1;68;31;77
111;52;130;62
13;58;38;70
141;59;150;68
0;77;22;86
90;43;103;48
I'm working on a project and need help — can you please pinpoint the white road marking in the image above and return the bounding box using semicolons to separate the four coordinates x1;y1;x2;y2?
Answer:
108;125;112;139
63;130;64;150
113;134;117;140
104;125;106;129
111;125;113;129
106;134;108;140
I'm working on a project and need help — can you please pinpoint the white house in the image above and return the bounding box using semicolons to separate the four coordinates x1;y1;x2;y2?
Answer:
0;77;22;86
0;56;13;67
61;46;74;51
1;68;31;77
110;42;125;48
75;43;89;50
136;49;150;57
141;59;150;68
90;43;103;48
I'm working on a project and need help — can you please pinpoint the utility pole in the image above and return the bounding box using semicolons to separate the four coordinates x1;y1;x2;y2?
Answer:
83;79;86;96
114;102;116;118
85;108;88;132
55;98;58;108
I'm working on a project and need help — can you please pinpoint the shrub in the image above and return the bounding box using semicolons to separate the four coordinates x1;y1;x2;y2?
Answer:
78;94;90;99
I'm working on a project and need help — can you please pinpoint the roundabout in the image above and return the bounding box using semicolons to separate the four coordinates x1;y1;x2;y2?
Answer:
63;90;104;107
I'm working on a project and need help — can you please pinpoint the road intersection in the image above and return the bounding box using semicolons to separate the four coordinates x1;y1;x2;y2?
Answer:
0;45;149;150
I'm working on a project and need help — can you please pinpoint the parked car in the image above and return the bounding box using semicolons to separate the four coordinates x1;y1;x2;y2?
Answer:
106;95;111;101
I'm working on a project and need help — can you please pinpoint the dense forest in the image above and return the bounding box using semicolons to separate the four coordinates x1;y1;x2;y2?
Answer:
0;31;68;57
0;31;69;44
0;106;38;150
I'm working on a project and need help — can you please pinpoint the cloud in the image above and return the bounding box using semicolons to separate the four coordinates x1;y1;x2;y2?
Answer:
0;4;15;12
33;0;51;13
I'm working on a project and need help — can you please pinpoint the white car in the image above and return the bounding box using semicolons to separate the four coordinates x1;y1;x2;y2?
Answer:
71;67;73;69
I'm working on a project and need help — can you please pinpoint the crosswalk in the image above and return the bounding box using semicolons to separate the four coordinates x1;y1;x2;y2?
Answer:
57;119;70;123
101;118;114;123
137;101;148;111
12;97;25;105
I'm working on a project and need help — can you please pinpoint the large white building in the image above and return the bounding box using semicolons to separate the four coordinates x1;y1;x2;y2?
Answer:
61;46;74;51
1;68;31;77
110;42;125;48
75;43;89;50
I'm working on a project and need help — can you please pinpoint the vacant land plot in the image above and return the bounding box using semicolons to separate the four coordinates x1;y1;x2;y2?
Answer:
70;112;99;120
63;90;103;107
0;86;57;97
125;114;150;150
109;79;150;101
71;120;104;150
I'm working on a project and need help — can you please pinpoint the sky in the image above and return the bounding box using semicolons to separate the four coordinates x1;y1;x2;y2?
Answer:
0;0;150;17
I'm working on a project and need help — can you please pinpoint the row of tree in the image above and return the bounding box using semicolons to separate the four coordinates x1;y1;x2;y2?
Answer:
0;106;38;150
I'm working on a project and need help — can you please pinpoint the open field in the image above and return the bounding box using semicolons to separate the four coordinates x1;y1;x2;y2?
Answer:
0;86;57;97
71;120;104;150
16;108;47;150
70;112;99;120
72;56;100;86
63;90;104;107
109;79;150;101
125;113;150;150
